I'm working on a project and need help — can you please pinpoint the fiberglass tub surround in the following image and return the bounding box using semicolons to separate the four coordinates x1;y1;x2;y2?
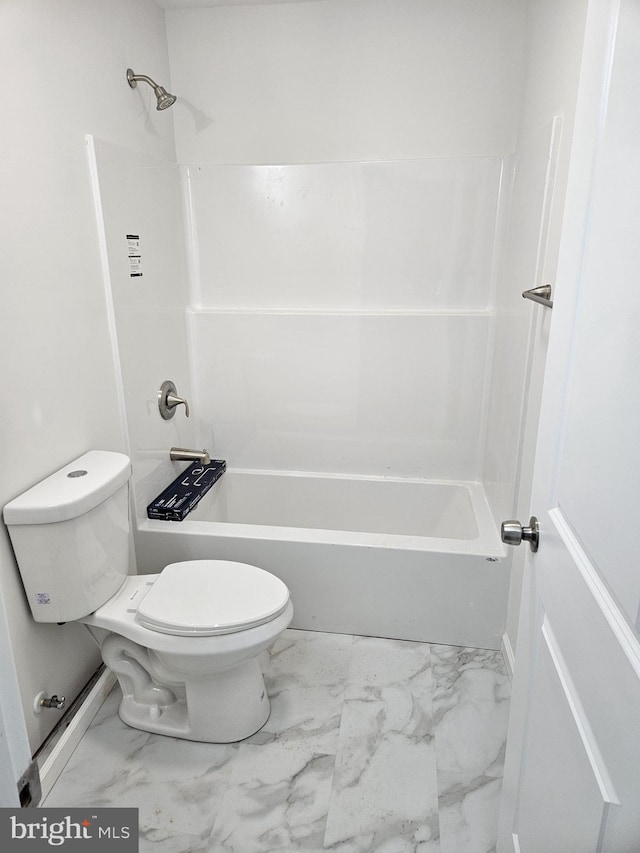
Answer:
92;143;509;654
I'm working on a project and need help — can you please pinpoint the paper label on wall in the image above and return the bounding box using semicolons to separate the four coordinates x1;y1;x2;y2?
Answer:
126;234;142;277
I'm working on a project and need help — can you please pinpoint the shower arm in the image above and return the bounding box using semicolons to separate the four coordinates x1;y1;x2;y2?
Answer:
127;71;159;90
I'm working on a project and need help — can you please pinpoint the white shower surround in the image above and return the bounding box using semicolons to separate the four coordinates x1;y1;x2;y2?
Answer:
135;469;507;650
128;153;510;650
93;145;511;653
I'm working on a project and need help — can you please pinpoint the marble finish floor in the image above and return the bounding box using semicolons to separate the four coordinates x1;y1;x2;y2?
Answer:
44;629;510;852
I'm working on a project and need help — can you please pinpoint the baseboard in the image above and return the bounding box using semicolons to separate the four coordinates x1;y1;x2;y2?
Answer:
38;669;116;803
501;632;515;683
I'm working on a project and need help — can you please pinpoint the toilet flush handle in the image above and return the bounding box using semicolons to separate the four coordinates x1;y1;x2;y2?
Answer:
158;380;190;419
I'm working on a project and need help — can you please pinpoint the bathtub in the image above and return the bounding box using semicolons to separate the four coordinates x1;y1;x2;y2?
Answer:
135;469;508;649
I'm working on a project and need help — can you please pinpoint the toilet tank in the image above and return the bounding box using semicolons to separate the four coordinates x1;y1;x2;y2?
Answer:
3;451;132;623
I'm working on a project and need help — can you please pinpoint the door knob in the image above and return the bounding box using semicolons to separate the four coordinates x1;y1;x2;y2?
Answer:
501;516;540;552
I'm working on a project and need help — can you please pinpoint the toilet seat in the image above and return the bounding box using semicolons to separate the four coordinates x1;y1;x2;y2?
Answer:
135;560;290;637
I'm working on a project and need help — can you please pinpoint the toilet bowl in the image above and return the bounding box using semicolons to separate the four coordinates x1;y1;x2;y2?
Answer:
3;451;293;744
82;561;293;742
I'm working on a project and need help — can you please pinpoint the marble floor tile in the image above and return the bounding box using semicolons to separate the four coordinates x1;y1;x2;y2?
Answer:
430;646;510;853
43;630;510;853
431;645;509;778
42;689;154;807
324;637;439;853
437;772;503;853
206;742;335;852
347;636;432;691
249;629;353;754
44;689;239;847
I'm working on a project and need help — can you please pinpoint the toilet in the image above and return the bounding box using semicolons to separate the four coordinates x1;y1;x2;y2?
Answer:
3;450;293;743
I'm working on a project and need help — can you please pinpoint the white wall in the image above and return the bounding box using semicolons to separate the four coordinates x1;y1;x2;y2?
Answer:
483;0;590;660
0;0;176;764
166;0;527;480
167;0;525;165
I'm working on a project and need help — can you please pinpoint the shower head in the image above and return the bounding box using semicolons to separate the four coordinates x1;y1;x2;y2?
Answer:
127;68;176;111
154;86;177;111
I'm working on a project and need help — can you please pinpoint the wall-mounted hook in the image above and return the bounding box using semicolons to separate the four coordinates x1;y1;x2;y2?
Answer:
158;380;190;419
522;284;553;308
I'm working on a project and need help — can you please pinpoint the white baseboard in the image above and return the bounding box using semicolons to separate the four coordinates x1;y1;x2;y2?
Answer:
38;670;116;803
501;632;515;683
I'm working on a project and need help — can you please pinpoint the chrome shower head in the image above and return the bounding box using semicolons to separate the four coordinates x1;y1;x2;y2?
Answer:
127;68;176;111
155;86;177;111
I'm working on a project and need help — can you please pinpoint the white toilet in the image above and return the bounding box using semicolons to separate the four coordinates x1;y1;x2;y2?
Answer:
3;450;293;743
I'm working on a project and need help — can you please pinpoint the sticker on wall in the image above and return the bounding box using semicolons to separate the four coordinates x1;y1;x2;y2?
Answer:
126;234;142;277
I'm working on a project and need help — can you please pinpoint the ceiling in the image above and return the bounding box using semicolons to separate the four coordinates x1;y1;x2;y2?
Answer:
156;0;326;8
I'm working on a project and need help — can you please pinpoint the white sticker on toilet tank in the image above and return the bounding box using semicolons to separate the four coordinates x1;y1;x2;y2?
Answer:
126;234;143;278
35;593;51;605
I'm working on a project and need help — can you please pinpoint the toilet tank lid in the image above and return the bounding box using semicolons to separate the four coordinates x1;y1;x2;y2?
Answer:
3;451;131;525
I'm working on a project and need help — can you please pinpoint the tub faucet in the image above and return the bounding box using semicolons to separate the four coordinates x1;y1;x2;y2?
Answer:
170;447;211;466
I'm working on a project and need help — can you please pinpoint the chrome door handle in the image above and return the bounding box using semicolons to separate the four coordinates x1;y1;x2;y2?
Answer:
501;516;540;552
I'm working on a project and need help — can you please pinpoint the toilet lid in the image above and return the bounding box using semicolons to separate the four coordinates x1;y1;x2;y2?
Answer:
135;560;290;637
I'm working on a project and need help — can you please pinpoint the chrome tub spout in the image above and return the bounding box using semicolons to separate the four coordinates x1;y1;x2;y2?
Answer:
169;447;211;466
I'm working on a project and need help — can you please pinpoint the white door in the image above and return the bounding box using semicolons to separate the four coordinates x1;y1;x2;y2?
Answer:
498;1;640;851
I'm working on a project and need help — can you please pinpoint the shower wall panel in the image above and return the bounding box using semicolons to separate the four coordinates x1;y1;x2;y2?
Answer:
187;157;501;478
189;158;501;310
191;311;489;479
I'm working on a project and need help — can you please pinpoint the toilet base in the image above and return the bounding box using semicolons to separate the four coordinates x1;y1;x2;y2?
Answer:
102;633;273;743
116;659;271;743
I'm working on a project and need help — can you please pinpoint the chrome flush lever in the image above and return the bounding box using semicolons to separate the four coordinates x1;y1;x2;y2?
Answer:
158;380;190;419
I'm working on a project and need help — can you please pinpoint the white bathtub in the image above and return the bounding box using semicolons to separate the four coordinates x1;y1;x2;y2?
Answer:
135;469;508;649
